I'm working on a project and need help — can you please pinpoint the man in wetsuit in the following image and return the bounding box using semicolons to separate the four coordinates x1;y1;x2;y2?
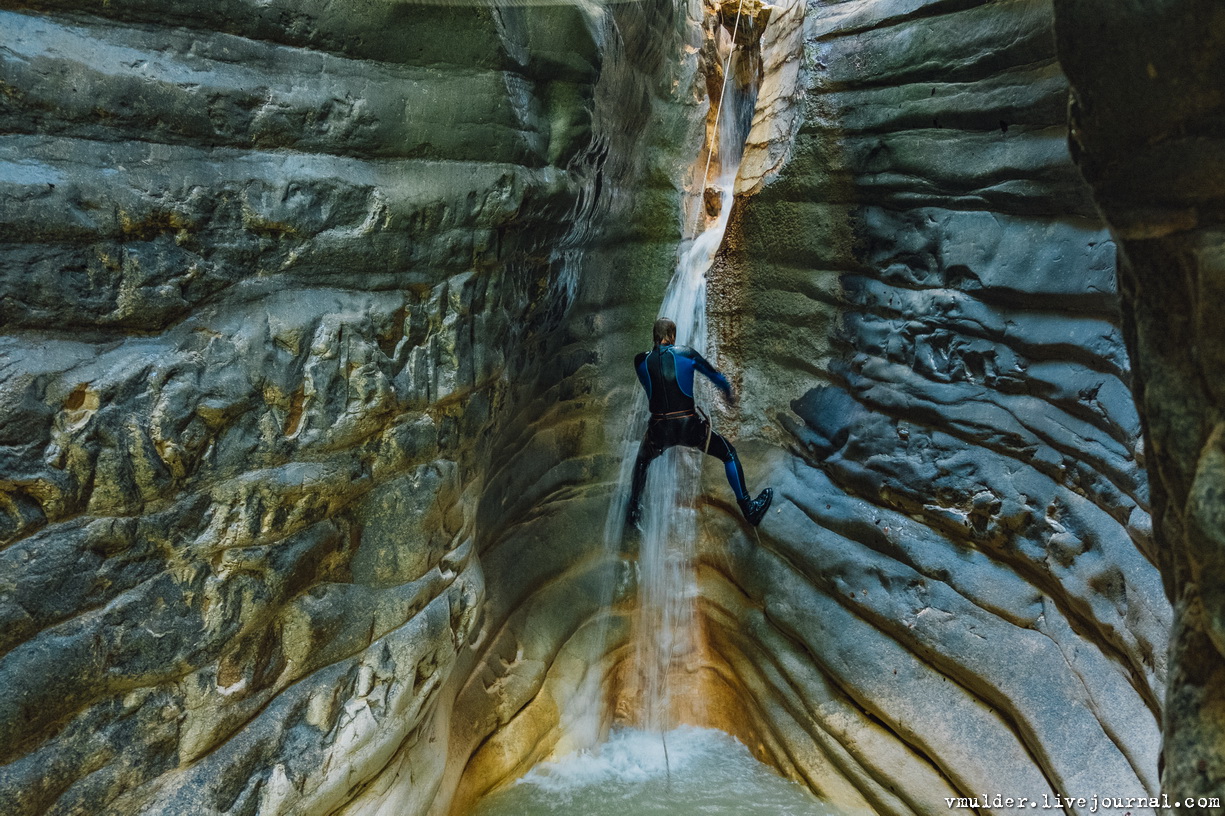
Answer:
627;317;773;527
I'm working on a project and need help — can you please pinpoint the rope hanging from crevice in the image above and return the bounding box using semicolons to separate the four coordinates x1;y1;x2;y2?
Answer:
689;0;747;238
659;0;749;783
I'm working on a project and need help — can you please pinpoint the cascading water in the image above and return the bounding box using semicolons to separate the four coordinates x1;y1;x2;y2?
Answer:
566;17;764;750
630;37;761;735
486;0;757;779
473;7;837;816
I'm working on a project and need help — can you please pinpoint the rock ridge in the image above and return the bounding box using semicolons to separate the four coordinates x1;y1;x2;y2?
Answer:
0;1;700;813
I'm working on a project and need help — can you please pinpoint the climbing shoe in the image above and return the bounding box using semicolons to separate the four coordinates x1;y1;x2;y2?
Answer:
738;488;773;527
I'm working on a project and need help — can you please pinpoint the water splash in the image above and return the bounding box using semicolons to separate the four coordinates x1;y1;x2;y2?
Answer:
470;727;842;816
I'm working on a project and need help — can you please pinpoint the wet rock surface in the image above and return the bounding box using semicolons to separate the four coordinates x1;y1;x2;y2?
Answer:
703;0;1170;812
1051;1;1225;809
0;0;1191;814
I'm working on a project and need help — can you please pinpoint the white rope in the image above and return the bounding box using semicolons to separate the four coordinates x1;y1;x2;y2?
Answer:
689;0;748;238
662;727;672;789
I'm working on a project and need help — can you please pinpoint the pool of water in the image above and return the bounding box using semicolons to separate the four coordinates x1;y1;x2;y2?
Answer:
470;726;840;816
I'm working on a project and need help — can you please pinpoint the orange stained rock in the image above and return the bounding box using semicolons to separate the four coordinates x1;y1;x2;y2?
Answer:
715;0;773;47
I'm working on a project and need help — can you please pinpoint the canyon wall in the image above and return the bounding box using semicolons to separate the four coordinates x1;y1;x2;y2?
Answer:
1051;1;1225;809
697;0;1171;813
0;0;1190;815
0;2;699;814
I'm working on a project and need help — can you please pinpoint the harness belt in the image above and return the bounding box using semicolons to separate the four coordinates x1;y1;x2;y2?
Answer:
649;409;697;420
648;408;715;454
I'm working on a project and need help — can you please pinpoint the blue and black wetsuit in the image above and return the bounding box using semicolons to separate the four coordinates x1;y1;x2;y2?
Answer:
627;343;752;521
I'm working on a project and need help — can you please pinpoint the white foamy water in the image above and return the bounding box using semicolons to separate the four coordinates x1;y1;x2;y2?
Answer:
470;727;840;816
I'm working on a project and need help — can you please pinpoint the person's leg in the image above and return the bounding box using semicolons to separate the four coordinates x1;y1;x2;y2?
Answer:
703;430;750;502
626;426;665;526
693;419;773;527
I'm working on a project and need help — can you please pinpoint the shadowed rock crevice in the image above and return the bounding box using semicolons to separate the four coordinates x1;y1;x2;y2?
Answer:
1051;0;1225;809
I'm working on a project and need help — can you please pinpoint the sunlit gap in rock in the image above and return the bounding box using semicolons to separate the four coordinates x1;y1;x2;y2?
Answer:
470;727;840;816
489;13;769;814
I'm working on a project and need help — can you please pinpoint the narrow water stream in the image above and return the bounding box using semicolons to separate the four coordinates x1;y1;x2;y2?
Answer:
471;10;801;815
470;728;839;816
629;35;762;731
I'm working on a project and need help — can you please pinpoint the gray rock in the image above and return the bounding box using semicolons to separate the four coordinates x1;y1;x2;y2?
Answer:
706;0;1169;812
0;1;692;813
1052;0;1225;809
0;0;1185;813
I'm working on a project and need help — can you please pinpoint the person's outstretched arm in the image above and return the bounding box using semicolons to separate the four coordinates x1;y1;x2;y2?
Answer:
692;350;735;404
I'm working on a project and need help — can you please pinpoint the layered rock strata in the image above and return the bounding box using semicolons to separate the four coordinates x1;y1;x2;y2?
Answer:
698;0;1172;813
0;0;1187;814
1050;2;1225;809
0;2;699;814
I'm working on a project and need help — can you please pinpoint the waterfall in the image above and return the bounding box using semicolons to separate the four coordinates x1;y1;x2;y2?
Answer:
631;42;762;733
564;14;762;755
